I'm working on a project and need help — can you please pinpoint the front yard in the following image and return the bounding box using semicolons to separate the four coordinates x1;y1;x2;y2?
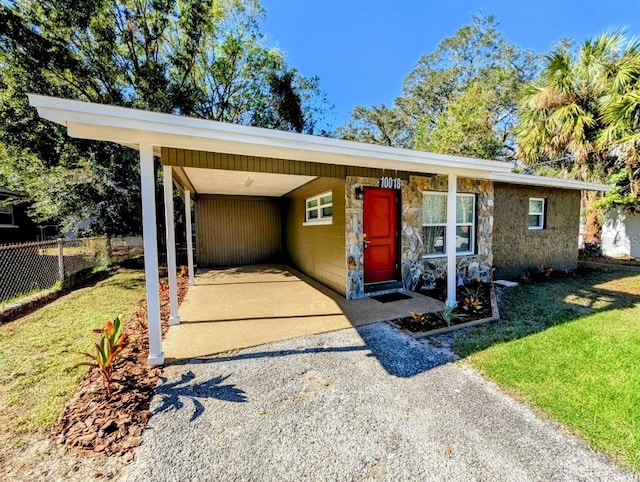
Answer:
0;269;146;471
453;262;640;473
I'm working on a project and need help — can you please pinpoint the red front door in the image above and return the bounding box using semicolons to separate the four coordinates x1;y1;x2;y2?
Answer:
363;188;398;283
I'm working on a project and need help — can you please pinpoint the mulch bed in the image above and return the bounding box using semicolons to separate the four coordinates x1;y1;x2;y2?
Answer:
51;274;189;459
395;281;493;333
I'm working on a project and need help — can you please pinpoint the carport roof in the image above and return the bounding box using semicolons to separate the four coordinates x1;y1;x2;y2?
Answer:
28;94;608;192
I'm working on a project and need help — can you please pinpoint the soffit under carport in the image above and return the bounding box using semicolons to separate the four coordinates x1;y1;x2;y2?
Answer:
183;167;315;197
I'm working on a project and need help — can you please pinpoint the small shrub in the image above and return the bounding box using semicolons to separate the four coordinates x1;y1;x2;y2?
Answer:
178;265;189;278
72;317;131;397
437;304;466;327
460;284;484;314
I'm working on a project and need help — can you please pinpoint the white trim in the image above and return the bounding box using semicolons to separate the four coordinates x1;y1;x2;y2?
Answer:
163;166;180;325
304;190;333;225
28;95;612;191
303;219;333;226
140;142;165;366
488;172;609;192
446;174;457;307
0;224;19;229
185;190;195;286
422;192;475;256
528;197;546;230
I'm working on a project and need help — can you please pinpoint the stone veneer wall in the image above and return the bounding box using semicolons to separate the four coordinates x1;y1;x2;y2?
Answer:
401;176;494;293
345;176;379;299
345;175;494;299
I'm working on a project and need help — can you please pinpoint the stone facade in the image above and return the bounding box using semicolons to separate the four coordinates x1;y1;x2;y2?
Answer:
402;176;494;293
345;176;378;299
345;174;494;299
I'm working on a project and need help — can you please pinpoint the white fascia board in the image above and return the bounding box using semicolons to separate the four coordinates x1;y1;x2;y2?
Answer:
488;171;610;191
28;94;513;176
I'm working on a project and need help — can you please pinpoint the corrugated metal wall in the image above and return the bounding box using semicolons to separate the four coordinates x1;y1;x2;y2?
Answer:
196;195;282;266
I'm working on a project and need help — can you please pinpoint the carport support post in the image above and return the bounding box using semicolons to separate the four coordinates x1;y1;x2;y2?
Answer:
140;142;165;365
185;189;195;286
446;173;457;307
163;166;180;325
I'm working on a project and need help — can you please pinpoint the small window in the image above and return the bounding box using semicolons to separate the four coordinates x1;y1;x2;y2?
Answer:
422;192;475;256
528;198;545;230
304;191;333;225
0;201;15;226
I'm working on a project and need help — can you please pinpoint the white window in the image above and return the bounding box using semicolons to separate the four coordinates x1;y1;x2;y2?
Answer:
304;191;333;225
0;202;15;227
528;198;545;230
422;192;475;256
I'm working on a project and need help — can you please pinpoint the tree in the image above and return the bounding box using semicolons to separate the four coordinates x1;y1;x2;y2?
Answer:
337;13;538;160
0;0;329;236
515;32;640;239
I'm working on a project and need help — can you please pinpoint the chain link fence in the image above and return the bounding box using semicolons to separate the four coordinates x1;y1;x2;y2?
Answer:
0;236;143;308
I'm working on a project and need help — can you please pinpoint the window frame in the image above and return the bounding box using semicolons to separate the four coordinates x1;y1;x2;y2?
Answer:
528;197;546;230
303;190;333;226
0;201;16;228
422;191;476;258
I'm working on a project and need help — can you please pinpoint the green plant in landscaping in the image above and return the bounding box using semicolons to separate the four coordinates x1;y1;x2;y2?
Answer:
460;284;484;314
437;304;466;327
73;317;131;397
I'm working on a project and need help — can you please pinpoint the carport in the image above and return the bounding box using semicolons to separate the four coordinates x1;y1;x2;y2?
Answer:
163;264;443;361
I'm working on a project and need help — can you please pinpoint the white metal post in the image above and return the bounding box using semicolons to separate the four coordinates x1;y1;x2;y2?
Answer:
57;238;65;282
185;189;195;286
140;143;165;365
446;173;458;307
163;166;180;325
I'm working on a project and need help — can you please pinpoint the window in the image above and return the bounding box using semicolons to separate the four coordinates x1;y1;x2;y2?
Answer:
304;191;333;225
422;192;475;256
0;201;15;227
528;198;545;230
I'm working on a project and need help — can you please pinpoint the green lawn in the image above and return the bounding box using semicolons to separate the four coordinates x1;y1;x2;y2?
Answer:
453;263;640;472
0;269;145;459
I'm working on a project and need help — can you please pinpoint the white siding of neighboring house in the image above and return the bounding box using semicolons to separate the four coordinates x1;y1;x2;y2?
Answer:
602;209;640;258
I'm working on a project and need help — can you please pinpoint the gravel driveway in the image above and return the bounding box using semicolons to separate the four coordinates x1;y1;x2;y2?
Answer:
120;322;635;481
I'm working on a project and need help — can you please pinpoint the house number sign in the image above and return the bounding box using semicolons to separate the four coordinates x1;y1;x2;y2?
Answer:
379;176;402;189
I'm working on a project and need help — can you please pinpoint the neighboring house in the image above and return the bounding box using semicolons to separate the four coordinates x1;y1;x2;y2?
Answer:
0;187;39;244
602;209;640;259
28;95;608;364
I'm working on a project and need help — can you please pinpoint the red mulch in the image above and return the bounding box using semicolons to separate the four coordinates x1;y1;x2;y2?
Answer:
51;275;189;458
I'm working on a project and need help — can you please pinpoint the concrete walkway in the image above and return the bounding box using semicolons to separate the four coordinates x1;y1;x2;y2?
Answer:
121;323;634;481
163;264;442;361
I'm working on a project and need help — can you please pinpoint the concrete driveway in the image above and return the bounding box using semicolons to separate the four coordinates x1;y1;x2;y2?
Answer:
121;323;634;481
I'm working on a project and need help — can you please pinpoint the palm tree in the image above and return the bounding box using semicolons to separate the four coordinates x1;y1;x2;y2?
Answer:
516;32;640;241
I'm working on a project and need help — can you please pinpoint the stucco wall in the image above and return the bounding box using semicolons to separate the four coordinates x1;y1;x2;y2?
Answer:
493;183;581;279
602;209;640;258
283;178;346;296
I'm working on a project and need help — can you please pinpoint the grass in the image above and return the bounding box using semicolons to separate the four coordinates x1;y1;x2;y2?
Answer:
0;269;145;459
453;263;640;472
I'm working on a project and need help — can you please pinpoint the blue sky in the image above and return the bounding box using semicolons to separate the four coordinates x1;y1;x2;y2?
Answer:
260;0;640;130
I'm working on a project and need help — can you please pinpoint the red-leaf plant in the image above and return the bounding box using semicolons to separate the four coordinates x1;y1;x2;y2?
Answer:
73;317;131;397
